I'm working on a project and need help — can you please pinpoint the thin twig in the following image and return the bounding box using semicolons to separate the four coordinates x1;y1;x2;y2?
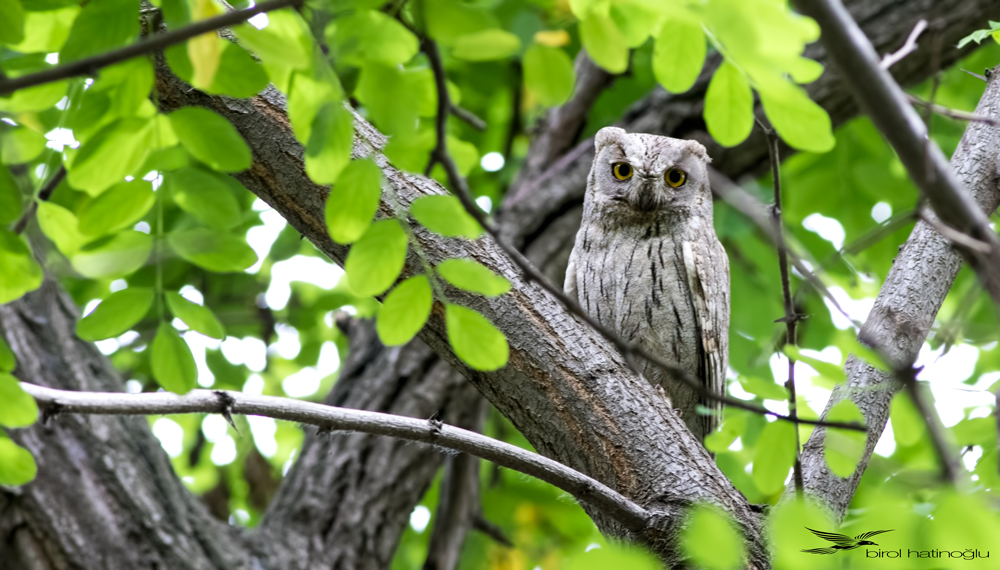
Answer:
0;0;301;96
450;104;486;131
473;514;514;547
894;367;962;486
422;39;866;433
760;121;804;497
11;166;66;234
879;19;927;70
906;94;1000;126
919;209;993;253
19;382;651;533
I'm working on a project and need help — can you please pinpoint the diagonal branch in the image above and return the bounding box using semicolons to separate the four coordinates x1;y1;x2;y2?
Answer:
20;382;651;533
0;0;300;96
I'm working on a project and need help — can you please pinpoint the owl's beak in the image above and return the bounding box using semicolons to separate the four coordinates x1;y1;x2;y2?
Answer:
632;178;659;213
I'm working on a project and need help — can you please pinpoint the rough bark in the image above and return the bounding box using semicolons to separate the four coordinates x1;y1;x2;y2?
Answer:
791;66;1000;519
0;281;257;570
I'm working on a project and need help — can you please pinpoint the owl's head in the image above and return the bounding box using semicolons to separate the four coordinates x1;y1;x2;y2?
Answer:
588;126;712;218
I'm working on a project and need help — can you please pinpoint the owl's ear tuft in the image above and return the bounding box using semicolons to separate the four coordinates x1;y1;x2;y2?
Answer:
685;140;712;164
595;127;627;153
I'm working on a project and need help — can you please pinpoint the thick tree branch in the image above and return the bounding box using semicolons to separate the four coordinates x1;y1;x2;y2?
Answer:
20;382;651;533
0;0;300;96
794;0;1000;305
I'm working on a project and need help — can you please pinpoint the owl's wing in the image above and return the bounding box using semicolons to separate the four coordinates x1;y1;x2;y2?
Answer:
681;232;729;437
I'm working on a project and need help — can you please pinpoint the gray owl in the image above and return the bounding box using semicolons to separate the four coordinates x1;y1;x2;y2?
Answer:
565;127;730;441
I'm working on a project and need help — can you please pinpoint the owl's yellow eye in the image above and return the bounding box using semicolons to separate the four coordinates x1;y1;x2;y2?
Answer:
665;168;687;188
612;162;633;180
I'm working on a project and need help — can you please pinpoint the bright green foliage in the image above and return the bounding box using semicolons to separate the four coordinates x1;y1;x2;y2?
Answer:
958;21;1000;48
783;346;845;384
704;62;753;148
523;44;575;107
306;103;355;185
288;71;344;143
151;322;197;394
0;436;36;486
169;229;258;273
737;375;787;401
376;275;433;346
168;167;243;229
579;15;628;74
824;399;866;477
653;16;706;94
0;167;22;225
169;107;251;172
1;127;46;164
563;542;659;569
0;0;25;44
445;304;508;371
410;195;483;239
68;118;154;195
344;219;408;297
166;41;269;99
78;180;155;236
437;258;511;297
71;230;153;278
327;10;418;66
759;82;835;153
58;0;136;62
752;420;796;495
451;29;521;62
0;373;37;428
0;335;14;372
76;288;155;341
325;158;382;244
767;499;836;570
232;9;312;70
0;229;43;304
890;391;925;447
681;505;745;570
36;201;87;254
423;0;496;44
166;292;226;340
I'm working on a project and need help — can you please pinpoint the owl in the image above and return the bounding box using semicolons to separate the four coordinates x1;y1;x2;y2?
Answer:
564;127;730;441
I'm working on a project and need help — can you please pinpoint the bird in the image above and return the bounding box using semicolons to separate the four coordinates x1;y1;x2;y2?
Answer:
564;126;730;441
800;527;895;554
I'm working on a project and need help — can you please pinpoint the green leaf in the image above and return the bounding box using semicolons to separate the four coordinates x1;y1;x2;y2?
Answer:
0;229;43;304
0;81;66;114
166;292;225;340
208;42;270;98
423;0;495;44
306;103;355;185
325;158;382;244
169;107;251;172
437;258;510;297
76;288;155;341
653;17;706;94
759;80;835;153
523;44;575;107
0;335;14;372
445;304;508;371
232;9;311;69
0;166;22;225
0;373;37;428
376;275;433;346
737;375;787;401
67;118;154;195
58;0;136;62
579;15;628;73
288;71;344;143
843;337;890;371
78;180;155;236
681;505;745;570
1;127;46;165
752;420;796;495
824;399;866;477
151;322;197;394
609;2;660;48
356;64;430;136
70;230;153;278
168;228;258;273
344;219;408;297
889;391;926;447
0;437;36;486
37;202;89;255
328;10;419;66
0;0;25;44
410;195;483;239
10;6;77;53
782;346;845;384
451;29;521;61
704;61;753;147
167;167;242;229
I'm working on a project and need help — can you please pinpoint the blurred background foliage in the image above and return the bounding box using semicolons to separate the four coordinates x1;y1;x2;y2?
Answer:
2;0;1000;567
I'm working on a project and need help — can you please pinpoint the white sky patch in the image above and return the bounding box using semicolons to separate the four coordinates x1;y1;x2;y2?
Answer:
143;170;160;181
96;339;118;354
802;213;845;250
1;118;17;126
265;256;344;310
34;164;46;178
55;97;69;111
202;414;231;442
475;195;492;213
248;416;278;457
45;53;59;64
246;208;288;274
134;221;151;234
962;446;983;471
875;420;896;457
243;374;264;396
271;323;301;359
153;418;185;457
125;379;143;393
409;505;431;533
109;279;127;292
44;127;79;151
83;298;101;317
823;286;874;330
185;331;222;387
282;341;339;398
480;152;504;172
871;202;892;223
179;284;205;305
211;435;237;465
248;12;269;29
282;449;297;476
916;343;992;428
221;337;246;366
